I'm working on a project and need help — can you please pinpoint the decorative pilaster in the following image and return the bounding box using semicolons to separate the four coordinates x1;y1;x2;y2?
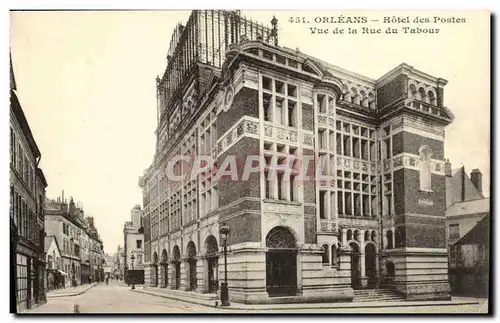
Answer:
359;229;367;287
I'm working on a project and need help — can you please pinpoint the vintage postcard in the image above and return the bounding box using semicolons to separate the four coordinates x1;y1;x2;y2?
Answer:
9;10;490;314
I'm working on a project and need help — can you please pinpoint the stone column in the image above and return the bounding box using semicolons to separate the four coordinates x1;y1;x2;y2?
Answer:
359;229;367;287
180;260;188;291
196;257;206;293
158;264;166;288
341;227;347;246
143;263;152;287
201;257;210;293
168;261;174;289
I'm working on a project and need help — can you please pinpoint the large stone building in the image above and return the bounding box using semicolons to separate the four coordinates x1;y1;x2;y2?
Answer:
123;205;145;284
44;195;105;286
139;10;454;303
10;57;48;312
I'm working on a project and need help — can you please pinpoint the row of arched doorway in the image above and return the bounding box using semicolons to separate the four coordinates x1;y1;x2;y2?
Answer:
150;236;219;293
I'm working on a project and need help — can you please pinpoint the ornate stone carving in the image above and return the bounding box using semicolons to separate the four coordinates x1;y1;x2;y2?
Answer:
289;130;298;143
354;161;360;170
393;157;403;167
303;135;313;146
264;125;273;137
362;162;368;171
237;123;244;136
245;121;259;134
318;116;326;125
277;128;286;140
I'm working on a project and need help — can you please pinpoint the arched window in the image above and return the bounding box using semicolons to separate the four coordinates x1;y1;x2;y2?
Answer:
418;87;426;101
322;244;329;264
48;255;53;269
331;244;338;267
408;84;417;98
428;90;436;105
419;146;432;191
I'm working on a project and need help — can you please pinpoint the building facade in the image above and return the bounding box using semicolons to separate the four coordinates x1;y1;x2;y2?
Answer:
44;196;105;286
140;10;454;303
10;59;48;312
444;164;489;295
44;236;64;291
124;205;145;284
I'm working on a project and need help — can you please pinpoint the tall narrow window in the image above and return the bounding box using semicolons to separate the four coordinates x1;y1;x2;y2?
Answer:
277;173;284;200
319;191;326;219
276;97;284;125
288;101;296;127
419;146;432;191
263;93;272;122
10;128;15;166
265;171;270;199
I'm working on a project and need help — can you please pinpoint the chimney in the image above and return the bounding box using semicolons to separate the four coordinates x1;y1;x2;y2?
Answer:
445;159;452;177
69;197;76;216
470;169;483;194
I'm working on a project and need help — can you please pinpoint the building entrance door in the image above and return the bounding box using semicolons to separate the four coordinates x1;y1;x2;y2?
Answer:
265;226;298;297
266;251;297;296
207;257;218;293
365;243;377;287
350;242;361;289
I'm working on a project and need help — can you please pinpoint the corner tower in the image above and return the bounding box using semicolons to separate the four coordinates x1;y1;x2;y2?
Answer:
376;63;454;300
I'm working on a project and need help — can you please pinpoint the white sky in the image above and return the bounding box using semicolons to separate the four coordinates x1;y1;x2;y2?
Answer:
9;10;490;254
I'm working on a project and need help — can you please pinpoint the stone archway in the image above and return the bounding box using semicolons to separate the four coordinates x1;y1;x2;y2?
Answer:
365;243;377;287
172;246;181;290
265;226;298;297
204;235;219;293
160;249;168;288
349;242;361;289
186;241;197;291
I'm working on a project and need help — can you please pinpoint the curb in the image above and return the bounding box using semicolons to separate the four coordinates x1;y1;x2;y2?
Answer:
132;289;481;311
46;283;98;299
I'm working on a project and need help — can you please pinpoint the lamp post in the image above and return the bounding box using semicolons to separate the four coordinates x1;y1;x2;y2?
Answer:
130;254;136;290
219;223;230;306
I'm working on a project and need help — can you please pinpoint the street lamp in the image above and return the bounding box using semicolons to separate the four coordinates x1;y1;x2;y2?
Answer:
130;254;136;290
219;222;230;306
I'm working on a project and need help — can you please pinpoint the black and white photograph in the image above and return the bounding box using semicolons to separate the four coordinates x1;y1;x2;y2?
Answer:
8;9;490;314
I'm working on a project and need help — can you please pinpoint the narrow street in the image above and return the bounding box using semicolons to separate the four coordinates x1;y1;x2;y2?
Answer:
27;280;222;314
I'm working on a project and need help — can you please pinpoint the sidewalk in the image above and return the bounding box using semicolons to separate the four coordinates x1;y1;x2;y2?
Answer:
133;287;484;311
46;282;98;298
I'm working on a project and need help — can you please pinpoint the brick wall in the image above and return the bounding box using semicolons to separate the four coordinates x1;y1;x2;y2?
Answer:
377;74;407;108
392;131;444;160
217;137;260;208
217;87;259;137
223;212;261;245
